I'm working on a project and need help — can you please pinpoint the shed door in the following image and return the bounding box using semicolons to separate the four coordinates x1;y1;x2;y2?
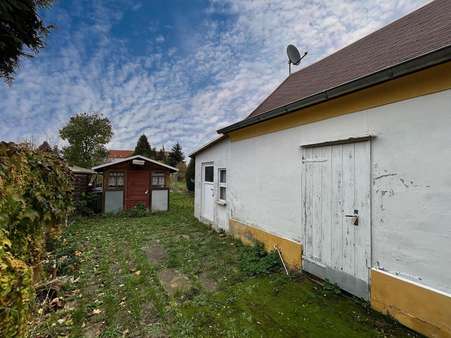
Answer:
126;170;150;209
201;163;215;222
301;141;371;299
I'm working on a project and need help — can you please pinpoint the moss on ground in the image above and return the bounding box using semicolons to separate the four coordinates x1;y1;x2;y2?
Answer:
30;192;419;337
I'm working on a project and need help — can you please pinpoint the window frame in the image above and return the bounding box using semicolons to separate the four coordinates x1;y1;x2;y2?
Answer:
204;165;214;183
107;171;125;189
152;172;166;188
218;168;227;202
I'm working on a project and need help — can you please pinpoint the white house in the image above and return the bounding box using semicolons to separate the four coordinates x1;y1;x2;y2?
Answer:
190;1;451;337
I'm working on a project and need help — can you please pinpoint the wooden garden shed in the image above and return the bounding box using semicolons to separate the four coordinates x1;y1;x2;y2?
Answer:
69;165;96;200
92;155;178;213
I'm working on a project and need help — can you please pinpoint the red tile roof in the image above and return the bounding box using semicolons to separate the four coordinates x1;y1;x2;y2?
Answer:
245;0;451;119
108;150;134;159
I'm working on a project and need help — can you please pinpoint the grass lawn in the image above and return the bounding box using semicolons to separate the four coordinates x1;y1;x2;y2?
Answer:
31;192;419;337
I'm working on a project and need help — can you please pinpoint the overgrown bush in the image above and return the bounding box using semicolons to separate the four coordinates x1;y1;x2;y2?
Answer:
123;203;148;217
75;192;101;216
0;142;73;337
239;242;282;276
185;158;195;192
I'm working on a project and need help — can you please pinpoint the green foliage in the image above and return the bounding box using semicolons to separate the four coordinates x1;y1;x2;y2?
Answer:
59;112;113;168
168;142;184;167
0;230;33;338
37;141;51;152
74;192;101;216
0;0;54;83
156;146;167;162
123;203;148;218
133;134;153;158
0;142;73;337
185;158;195;192
239;242;282;276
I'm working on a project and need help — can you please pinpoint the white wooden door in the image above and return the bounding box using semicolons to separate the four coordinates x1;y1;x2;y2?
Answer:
301;141;371;299
201;164;215;222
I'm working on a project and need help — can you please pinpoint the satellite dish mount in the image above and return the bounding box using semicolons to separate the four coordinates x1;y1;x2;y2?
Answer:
287;44;307;75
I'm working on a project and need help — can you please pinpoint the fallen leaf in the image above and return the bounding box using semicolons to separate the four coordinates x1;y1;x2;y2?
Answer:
92;309;102;315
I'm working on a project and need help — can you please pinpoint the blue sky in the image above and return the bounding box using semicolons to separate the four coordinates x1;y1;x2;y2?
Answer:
0;0;428;154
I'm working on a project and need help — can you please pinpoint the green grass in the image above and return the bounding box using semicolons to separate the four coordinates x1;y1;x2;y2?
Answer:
31;192;419;337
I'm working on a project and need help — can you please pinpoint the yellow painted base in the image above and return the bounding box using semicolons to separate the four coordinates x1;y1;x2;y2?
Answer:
371;269;451;338
229;219;302;270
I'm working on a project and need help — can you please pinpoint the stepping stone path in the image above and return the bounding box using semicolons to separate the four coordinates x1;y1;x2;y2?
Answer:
158;269;192;296
144;244;167;266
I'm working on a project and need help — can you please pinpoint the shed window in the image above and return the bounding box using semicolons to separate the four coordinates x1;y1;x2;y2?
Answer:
204;166;214;182
152;173;165;187
218;168;226;201
108;172;124;187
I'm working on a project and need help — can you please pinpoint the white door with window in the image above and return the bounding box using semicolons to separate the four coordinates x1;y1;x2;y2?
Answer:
301;140;371;299
201;163;215;222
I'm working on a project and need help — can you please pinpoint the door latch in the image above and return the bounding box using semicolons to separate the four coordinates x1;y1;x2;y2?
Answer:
345;209;359;225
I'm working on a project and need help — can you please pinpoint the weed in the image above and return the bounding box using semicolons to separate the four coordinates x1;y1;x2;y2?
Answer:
322;279;342;295
239;242;282;276
30;192;420;338
123;203;148;217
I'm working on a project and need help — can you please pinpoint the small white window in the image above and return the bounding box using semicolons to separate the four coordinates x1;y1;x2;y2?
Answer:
152;173;165;187
218;168;226;202
108;172;124;187
204;166;214;182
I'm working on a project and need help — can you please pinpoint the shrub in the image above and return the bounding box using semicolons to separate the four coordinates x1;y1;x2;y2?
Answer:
75;192;101;216
239;242;282;276
185;158;195;192
124;203;148;217
0;142;73;337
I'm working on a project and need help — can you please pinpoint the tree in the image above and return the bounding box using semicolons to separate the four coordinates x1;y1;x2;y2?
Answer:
59;112;112;168
168;142;184;167
133;134;152;158
176;161;187;182
38;140;60;156
0;0;54;83
185;158;195;192
37;140;52;152
156;146;166;162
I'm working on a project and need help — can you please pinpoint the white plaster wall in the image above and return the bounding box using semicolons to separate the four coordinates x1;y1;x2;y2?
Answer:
226;90;451;294
194;138;231;231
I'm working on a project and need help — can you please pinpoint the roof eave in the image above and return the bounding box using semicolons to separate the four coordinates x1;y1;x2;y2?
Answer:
92;155;178;172
218;45;451;134
188;135;227;157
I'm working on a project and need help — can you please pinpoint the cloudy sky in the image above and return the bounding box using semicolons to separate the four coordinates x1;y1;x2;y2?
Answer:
0;0;429;154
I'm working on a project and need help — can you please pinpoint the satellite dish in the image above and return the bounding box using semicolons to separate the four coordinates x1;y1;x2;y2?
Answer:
287;44;301;65
286;44;307;75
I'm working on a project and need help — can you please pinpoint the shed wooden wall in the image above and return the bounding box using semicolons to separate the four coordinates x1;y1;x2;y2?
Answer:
102;160;171;211
73;173;92;201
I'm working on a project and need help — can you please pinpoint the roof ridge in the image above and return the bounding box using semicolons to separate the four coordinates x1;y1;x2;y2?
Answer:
244;0;450;119
288;1;436;78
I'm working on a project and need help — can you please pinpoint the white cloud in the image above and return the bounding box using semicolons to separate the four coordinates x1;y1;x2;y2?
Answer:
0;0;429;154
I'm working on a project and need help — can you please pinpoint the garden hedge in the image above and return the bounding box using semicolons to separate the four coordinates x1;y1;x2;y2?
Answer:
0;142;73;337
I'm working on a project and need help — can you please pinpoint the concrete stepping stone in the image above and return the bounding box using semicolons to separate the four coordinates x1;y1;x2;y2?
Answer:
158;268;192;296
144;244;167;266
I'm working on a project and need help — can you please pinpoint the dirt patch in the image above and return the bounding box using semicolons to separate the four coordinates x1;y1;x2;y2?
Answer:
158;269;192;296
198;272;218;292
145;244;167;266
